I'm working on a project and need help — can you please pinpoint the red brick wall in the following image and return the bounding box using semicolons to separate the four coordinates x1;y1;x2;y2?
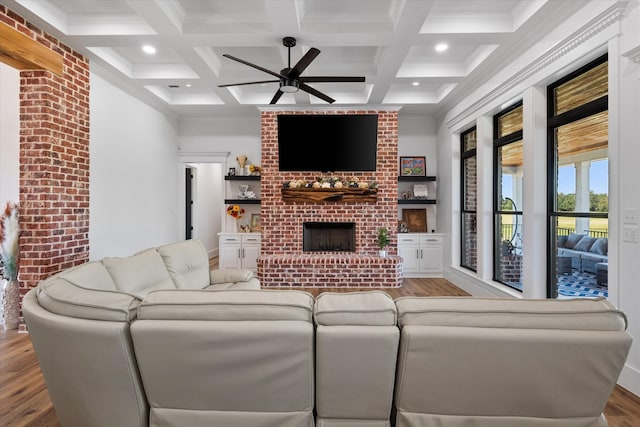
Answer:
260;109;399;255
1;7;90;295
258;109;402;287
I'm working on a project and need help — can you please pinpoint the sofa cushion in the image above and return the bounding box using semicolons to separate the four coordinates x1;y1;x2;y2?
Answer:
314;291;397;326
573;235;597;252
395;296;627;331
60;261;117;291
564;233;586;249
36;277;140;322
103;249;175;296
157;239;210;289
137;289;315;322
589;237;608;255
557;235;568;247
210;268;255;284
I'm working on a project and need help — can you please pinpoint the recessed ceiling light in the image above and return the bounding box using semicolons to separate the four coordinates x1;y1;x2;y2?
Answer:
412;82;420;86
142;45;156;55
435;43;448;52
185;84;192;88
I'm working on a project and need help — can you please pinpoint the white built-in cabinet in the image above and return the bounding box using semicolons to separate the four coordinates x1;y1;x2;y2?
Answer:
218;233;261;272
397;233;444;277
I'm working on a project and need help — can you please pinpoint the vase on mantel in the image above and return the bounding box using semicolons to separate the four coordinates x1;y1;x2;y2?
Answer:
1;279;20;330
233;220;239;233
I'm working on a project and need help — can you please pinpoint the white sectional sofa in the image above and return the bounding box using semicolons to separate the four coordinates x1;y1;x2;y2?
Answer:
22;239;632;427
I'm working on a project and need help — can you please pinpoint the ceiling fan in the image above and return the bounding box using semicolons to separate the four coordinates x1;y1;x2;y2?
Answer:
218;36;365;104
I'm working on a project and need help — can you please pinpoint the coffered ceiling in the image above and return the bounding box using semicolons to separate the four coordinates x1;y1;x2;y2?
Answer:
1;0;588;118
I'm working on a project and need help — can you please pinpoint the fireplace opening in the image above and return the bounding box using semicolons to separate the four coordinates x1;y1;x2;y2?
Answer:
303;222;355;252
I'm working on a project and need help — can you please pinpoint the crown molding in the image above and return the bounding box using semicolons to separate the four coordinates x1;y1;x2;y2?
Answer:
445;1;628;130
622;46;640;63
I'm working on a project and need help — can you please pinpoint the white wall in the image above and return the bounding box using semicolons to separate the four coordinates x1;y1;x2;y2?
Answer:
89;73;180;259
616;0;640;394
0;62;19;204
436;0;640;395
189;162;223;256
179;114;262;174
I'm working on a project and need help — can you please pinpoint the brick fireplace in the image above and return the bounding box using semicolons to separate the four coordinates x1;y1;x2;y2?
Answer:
257;108;402;288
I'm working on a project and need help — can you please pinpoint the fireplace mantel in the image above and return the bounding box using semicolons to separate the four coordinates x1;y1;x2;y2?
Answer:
282;187;377;203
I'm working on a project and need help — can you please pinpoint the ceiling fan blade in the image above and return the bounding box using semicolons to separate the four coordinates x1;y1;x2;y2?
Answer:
299;82;335;104
218;79;279;88
299;76;365;83
270;89;284;104
289;48;320;78
222;54;285;79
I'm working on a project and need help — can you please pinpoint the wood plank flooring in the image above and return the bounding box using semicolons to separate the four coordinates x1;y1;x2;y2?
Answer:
2;265;639;426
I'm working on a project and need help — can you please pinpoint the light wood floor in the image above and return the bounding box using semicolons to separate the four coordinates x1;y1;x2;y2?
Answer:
2;265;639;426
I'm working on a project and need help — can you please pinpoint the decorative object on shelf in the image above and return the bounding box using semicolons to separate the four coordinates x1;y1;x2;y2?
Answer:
228;167;236;176
281;176;378;203
250;214;261;232
398;220;409;233
236;154;248;176
226;204;245;232
413;184;428;198
400;156;426;176
402;208;427;232
1;201;20;329
238;184;257;199
375;227;390;257
248;164;261;176
240;224;252;233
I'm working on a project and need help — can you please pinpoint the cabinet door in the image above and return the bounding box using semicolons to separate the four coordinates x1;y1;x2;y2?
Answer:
398;235;420;274
419;235;443;273
219;243;242;269
241;243;260;271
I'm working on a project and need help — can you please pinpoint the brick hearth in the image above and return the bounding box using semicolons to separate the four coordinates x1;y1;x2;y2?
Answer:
257;108;401;288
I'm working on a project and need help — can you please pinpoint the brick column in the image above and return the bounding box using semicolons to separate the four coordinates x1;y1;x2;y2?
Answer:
1;7;90;294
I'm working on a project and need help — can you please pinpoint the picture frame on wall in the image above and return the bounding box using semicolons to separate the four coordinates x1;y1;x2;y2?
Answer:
402;208;427;232
400;156;426;176
250;214;261;232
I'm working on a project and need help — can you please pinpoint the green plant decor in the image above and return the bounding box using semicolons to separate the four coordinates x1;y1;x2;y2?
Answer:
376;227;390;250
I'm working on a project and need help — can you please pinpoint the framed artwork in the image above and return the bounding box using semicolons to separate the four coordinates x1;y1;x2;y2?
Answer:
402;208;427;232
250;214;261;232
400;156;426;176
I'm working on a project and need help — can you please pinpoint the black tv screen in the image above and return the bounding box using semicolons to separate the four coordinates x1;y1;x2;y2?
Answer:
278;114;378;172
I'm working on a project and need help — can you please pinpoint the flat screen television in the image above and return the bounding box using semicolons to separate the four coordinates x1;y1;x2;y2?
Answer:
277;114;378;172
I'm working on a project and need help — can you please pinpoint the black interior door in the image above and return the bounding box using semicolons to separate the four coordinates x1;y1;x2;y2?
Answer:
185;167;194;239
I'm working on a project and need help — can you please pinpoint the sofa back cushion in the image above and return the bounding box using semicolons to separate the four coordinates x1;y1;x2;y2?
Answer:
137;289;314;321
573;235;597;252
131;289;315;426
395;296;627;331
157;239;210;289
103;249;175;296
590;237;608;255
60;261;117;291
564;233;586;249
36;277;140;322
393;296;633;426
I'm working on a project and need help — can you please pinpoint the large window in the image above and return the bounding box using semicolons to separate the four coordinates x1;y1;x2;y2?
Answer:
547;54;608;299
494;102;523;290
461;127;477;271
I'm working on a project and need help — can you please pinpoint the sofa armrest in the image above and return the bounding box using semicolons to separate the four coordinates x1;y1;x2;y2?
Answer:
210;268;255;284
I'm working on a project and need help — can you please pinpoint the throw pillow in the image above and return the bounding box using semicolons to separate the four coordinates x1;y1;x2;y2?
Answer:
589;238;608;255
573;236;597;252
557;235;568;247
564;233;586;249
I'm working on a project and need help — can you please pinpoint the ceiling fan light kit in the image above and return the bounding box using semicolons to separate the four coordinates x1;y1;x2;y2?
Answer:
219;36;364;104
